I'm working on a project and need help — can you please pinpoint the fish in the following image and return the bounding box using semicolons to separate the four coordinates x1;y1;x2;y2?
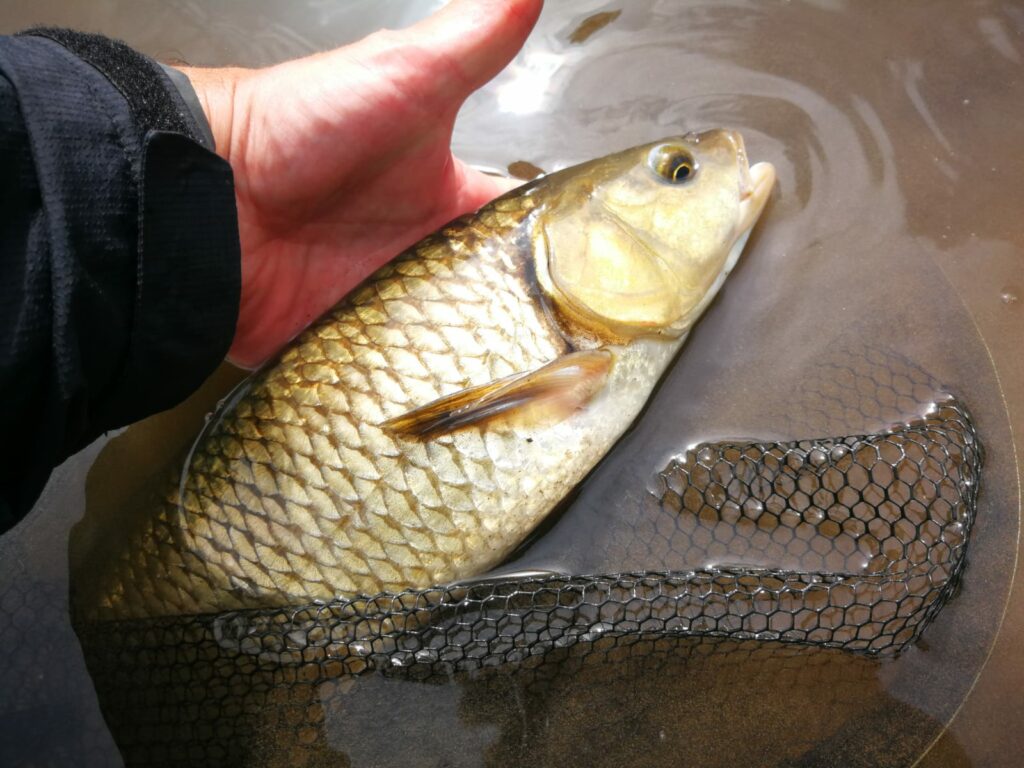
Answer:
74;130;775;621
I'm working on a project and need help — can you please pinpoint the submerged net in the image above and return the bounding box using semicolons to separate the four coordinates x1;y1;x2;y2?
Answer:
72;391;981;764
59;342;984;765
98;398;980;662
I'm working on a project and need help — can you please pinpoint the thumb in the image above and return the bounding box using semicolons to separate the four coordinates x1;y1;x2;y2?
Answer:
365;0;544;101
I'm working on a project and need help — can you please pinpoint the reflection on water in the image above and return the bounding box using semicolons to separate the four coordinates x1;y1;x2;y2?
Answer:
1;1;1023;766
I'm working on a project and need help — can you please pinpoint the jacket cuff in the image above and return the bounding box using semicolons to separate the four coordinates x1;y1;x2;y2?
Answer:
20;28;215;149
3;31;240;437
158;63;216;152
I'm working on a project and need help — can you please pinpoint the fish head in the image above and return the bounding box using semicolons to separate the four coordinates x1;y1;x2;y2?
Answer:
533;130;776;341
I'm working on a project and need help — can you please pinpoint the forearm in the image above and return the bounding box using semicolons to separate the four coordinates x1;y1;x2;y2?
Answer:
0;30;241;530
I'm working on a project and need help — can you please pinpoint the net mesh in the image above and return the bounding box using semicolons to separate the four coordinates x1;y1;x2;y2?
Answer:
90;397;979;661
71;393;982;764
52;342;984;765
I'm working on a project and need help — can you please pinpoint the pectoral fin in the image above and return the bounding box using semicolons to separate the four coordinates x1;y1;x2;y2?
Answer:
382;350;614;438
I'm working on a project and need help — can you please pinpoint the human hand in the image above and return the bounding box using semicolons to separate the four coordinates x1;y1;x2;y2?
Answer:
180;0;543;368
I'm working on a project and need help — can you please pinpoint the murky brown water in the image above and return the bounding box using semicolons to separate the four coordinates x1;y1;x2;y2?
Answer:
1;1;1022;766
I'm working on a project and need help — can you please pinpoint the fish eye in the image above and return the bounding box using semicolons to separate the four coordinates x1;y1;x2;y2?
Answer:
649;144;698;184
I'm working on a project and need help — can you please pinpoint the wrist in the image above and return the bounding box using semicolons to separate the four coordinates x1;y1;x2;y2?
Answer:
173;65;248;164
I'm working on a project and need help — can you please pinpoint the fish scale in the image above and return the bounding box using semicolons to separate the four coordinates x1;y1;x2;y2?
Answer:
75;133;775;622
79;201;580;620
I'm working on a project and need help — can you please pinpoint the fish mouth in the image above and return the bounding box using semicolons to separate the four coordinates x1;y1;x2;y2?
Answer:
738;159;776;235
712;131;776;285
730;129;753;194
718;129;776;233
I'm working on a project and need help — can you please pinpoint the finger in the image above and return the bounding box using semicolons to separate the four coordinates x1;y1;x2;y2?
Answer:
450;158;524;213
487;174;524;194
374;0;544;100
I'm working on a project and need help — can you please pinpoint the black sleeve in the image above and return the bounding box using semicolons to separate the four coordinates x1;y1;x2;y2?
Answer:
0;30;241;532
